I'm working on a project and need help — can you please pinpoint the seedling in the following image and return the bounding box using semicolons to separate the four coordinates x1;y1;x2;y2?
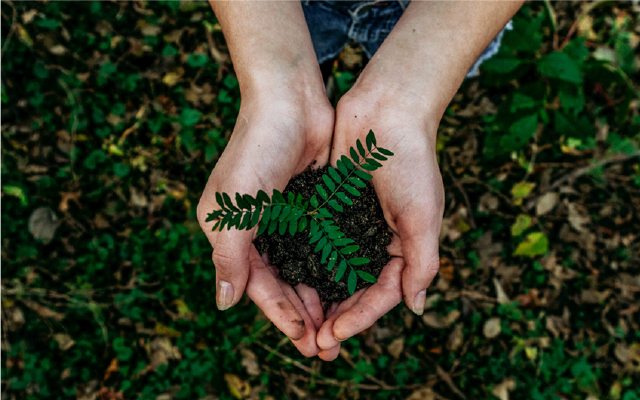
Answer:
206;130;393;295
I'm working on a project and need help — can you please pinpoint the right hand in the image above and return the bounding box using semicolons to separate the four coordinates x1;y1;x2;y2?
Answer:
196;87;334;357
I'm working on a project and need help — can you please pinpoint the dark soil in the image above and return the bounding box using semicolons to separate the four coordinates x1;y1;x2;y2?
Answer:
254;166;391;305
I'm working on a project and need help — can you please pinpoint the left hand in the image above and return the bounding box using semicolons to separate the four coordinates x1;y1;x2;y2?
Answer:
315;85;445;361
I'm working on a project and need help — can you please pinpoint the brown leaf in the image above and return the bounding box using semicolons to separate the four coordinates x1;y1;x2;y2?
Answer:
60;191;82;212
405;387;435;400
21;299;65;321
103;358;118;380
483;317;501;339
148;337;181;371
439;257;455;282
240;348;260;376
53;333;75;351
536;192;559;216
28;207;59;243
387;337;404;359
447;323;464;351
422;310;460;329
491;378;516;400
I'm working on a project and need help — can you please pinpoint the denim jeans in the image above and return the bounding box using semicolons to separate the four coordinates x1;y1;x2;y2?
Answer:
301;0;512;78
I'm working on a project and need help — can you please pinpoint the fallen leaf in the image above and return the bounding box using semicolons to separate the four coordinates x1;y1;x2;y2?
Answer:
21;299;65;320
483;317;502;338
511;214;532;236
422;310;460;329
59;191;82;212
536;192;559;215
492;378;516;400
405;387;435;400
387;337;404;359
49;44;67;55
103;358;118;380
155;322;181;338
511;182;536;205
493;278;510;304
148;337;181;370
513;232;548;257
240;348;260;376
439;257;455;282
53;333;75;351
224;374;251;399
447;323;464;351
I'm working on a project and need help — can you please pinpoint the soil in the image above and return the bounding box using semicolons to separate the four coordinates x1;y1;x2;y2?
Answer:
254;166;391;305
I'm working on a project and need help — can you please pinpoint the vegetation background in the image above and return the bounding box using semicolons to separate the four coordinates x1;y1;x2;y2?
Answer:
1;1;639;399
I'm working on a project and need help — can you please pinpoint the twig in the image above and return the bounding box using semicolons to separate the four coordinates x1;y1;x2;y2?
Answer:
1;1;17;56
546;151;640;192
425;354;467;400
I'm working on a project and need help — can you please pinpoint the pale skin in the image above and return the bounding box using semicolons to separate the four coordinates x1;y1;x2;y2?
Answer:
197;0;524;360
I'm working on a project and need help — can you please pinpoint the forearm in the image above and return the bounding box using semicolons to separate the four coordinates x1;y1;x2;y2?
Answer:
353;1;523;121
209;1;324;99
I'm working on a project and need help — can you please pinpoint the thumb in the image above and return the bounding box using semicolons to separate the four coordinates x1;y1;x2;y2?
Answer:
211;230;252;311
398;207;442;316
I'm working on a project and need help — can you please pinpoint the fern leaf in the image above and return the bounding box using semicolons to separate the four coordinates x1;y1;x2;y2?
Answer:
347;270;357;295
336;192;353;205
356;270;377;283
322;175;335;191
335;260;347;282
356;139;366;157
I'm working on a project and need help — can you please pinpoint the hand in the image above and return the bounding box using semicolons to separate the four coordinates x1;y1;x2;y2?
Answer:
316;88;445;361
196;87;334;357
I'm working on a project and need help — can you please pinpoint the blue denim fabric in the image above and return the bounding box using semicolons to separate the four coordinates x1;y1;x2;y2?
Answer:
301;0;512;78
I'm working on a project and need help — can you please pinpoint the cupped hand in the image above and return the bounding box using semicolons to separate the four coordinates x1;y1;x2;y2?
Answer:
316;90;445;361
197;91;334;357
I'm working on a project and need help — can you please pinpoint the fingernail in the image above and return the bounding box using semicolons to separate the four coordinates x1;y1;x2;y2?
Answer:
334;336;347;342
216;280;234;310
412;289;426;316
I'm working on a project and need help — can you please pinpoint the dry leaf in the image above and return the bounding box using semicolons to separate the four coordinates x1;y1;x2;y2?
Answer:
447;323;464;351
21;299;65;320
536;192;559;216
405;387;435;400
148;337;181;370
492;378;516;400
53;333;75;351
422;310;460;329
483;317;502;339
28;207;59;243
103;358;118;380
387;337;404;359
224;374;251;399
493;278;510;304
59;191;82;211
240;348;260;376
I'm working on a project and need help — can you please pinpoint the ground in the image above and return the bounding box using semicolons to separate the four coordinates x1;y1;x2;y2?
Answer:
1;1;639;400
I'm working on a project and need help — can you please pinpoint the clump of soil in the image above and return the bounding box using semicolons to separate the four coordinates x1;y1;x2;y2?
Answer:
254;166;391;304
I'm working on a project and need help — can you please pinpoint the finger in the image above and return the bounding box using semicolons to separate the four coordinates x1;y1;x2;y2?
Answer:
245;248;307;341
397;211;442;316
387;231;403;257
295;284;325;330
211;230;253;310
317;289;366;350
332;258;404;341
278;280;321;357
318;345;341;361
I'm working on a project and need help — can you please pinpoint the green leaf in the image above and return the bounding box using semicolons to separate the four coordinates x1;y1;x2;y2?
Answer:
333;238;354;246
343;184;361;197
349;176;366;188
287;192;295;204
337;160;349;175
322;174;336;191
356;139;366;157
328;200;343;212
229;213;242;230
314;237;327;253
288;218;297;236
205;210;223;222
537;52;583;84
341;155;355;170
271;205;282;220
243;194;257;207
371;152;387;161
309;231;323;244
354;170;373;180
236;193;249;209
250;207;262;227
335;260;347;282
310;195;319;209
350;147;360;164
223;193;238;211
278;219;287;235
179;108;202;127
377;147;394;156
340;245;359;255
256;190;270;204
257;217;269;235
509;113;539;138
347;270;357;295
239;212;251;230
328;167;342;181
335;192;353;205
278;206;291;221
366;130;376;150
298;216;308;232
268;219;278;235
514;232;548;257
262;206;271;222
511;214;532;236
356;270;377;283
316;185;328;200
511;182;536;204
321;243;332;263
361;163;376;171
272;189;285;204
220;212;233;230
317;208;333;218
327;251;338;271
481;57;522;73
366;158;382;168
349;257;370;266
